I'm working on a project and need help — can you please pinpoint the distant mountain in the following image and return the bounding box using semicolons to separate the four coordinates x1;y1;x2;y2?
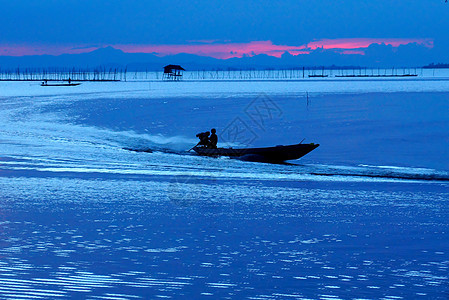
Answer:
0;44;441;70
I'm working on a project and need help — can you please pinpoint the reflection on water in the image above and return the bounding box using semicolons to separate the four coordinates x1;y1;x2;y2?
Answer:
0;177;448;298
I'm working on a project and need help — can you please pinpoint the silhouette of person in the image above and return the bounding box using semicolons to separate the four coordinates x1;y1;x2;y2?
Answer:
196;131;210;147
209;128;218;149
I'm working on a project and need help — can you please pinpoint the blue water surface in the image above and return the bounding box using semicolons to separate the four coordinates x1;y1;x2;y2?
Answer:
0;83;448;299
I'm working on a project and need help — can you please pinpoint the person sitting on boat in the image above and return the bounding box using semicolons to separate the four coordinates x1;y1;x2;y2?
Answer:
209;128;218;149
195;131;210;147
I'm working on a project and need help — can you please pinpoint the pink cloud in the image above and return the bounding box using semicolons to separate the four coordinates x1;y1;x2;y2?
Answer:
113;38;432;58
0;38;433;58
307;38;433;50
113;41;309;59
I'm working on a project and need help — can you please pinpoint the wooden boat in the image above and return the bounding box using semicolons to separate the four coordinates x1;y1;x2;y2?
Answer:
193;143;319;162
41;82;81;86
308;75;328;78
335;74;417;78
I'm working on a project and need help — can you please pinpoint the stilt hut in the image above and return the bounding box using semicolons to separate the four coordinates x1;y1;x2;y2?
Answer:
163;65;185;80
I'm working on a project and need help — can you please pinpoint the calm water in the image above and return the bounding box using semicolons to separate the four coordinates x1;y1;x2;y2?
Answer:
0;80;448;299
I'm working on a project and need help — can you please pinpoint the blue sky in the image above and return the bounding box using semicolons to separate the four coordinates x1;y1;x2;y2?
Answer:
0;0;448;59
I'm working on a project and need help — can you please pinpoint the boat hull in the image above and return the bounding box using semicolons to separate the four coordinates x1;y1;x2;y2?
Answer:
193;143;319;162
41;83;81;86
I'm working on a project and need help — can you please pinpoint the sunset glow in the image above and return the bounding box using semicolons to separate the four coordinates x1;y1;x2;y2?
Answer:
0;38;433;58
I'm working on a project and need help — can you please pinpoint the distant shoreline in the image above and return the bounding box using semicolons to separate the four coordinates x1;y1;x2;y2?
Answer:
423;63;449;69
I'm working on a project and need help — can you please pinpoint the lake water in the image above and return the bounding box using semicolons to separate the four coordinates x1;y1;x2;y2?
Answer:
0;78;448;299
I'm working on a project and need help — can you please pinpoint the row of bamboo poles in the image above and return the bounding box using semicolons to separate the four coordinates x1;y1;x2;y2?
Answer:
0;67;127;81
0;67;421;82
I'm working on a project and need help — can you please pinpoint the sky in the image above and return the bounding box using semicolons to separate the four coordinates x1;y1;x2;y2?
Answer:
0;0;448;60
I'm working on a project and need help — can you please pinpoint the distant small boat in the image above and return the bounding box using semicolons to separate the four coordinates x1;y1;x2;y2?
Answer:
41;82;81;87
308;75;328;78
193;143;319;162
309;67;328;78
335;74;417;78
